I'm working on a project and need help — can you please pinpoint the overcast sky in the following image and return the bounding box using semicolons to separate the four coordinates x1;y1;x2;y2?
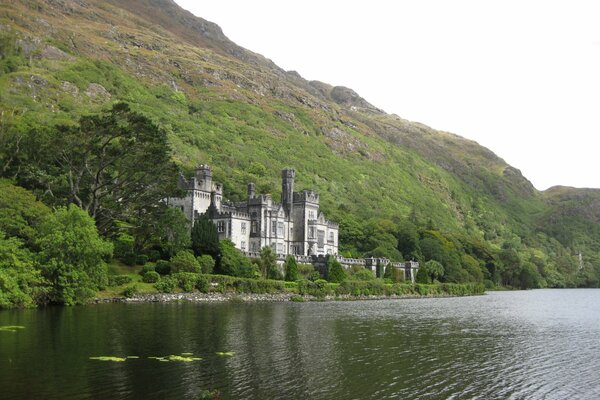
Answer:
175;0;600;190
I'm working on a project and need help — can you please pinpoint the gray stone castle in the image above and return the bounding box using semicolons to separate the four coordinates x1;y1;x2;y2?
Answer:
167;165;418;282
167;165;339;257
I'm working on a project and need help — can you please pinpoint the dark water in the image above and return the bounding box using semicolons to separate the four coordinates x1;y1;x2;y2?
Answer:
1;290;600;399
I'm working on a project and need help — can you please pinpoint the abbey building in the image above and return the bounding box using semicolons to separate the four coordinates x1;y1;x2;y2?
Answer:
167;165;339;257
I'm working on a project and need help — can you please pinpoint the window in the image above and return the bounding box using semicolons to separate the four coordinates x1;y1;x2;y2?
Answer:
272;221;277;236
241;241;246;251
317;230;325;249
277;222;284;237
308;210;315;220
217;221;225;233
251;221;258;234
329;231;334;243
241;222;247;234
277;243;284;254
308;227;316;239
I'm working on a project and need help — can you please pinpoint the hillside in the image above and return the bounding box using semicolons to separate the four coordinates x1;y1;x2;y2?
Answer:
1;0;599;288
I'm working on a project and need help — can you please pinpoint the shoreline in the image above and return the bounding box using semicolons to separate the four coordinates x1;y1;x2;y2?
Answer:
93;291;485;304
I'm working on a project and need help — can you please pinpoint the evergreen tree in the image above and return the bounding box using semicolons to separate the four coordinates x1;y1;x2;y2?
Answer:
191;214;219;258
384;262;393;280
327;256;346;283
284;255;299;281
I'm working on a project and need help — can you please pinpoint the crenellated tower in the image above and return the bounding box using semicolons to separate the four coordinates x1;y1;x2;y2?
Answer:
282;168;295;216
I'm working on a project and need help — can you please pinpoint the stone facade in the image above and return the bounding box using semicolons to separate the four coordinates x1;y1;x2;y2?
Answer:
168;165;339;257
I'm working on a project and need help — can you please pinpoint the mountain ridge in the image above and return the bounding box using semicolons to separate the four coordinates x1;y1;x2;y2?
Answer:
1;0;599;287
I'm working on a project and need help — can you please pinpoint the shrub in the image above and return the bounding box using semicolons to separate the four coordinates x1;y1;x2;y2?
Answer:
196;275;210;293
136;254;149;266
197;255;215;274
142;271;160;283
386;283;416;296
154;276;177;293
297;279;334;298
139;264;155;275
207;274;285;294
154;260;171;275
170;251;201;273
122;285;138;298
172;272;198;291
108;275;133;287
348;268;375;281
123;252;137;266
326;257;346;283
335;279;386;296
298;263;317;280
284;281;298;290
146;249;161;262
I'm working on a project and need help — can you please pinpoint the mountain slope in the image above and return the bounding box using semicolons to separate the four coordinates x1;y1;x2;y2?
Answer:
0;0;598;287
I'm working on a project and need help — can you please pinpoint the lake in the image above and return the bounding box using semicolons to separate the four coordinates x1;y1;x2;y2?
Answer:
1;290;600;399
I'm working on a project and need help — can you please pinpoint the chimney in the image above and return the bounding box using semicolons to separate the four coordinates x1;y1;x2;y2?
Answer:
248;182;256;199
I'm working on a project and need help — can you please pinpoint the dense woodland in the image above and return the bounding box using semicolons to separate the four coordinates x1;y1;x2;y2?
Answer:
1;1;600;307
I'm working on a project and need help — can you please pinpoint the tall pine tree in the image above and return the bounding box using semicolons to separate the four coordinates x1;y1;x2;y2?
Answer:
191;214;219;258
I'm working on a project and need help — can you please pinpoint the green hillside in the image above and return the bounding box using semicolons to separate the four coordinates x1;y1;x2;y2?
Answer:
1;0;599;296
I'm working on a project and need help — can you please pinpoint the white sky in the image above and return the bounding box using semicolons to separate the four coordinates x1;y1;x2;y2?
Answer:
175;0;600;190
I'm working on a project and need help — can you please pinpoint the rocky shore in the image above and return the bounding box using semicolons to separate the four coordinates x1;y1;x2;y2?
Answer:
93;291;472;304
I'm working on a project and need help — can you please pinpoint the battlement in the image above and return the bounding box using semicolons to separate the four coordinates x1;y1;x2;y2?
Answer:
248;193;273;205
213;210;250;220
293;190;320;204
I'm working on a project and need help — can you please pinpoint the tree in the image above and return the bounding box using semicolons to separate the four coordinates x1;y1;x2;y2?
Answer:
136;206;190;258
0;231;47;308
396;219;421;260
417;260;445;284
260;246;280;279
217;239;256;278
37;205;113;305
326;256;346;283
170;251;201;273
284;255;299;281
191;214;220;258
35;103;180;234
499;241;522;287
0;179;51;246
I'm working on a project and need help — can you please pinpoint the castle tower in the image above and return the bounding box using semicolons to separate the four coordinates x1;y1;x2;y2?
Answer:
282;168;295;215
195;165;212;192
248;182;256;199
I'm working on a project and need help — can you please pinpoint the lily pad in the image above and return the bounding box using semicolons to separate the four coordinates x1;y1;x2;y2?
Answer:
149;354;202;362
215;351;235;357
0;326;25;333
126;356;140;359
89;356;127;362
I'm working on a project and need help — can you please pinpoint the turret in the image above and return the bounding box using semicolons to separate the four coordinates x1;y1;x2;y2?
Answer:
195;164;212;191
282;168;295;215
248;182;256;199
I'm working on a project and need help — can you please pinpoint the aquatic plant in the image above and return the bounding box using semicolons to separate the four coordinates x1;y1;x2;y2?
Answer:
215;352;235;357
0;325;25;332
148;354;203;362
89;356;127;362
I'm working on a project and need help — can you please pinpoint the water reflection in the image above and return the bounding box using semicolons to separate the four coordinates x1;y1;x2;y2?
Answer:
2;290;600;399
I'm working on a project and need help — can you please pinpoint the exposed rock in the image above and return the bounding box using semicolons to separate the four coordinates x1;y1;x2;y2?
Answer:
85;83;111;100
40;45;73;60
330;86;383;114
61;81;79;96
